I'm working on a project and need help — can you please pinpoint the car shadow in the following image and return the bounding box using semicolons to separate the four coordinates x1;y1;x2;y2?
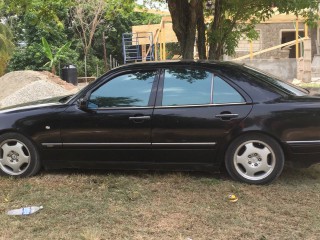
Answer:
41;168;225;180
40;164;320;184
278;164;320;184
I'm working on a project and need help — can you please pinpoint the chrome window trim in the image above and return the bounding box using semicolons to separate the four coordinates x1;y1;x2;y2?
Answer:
88;106;154;110
87;103;248;111
155;102;248;109
210;73;214;104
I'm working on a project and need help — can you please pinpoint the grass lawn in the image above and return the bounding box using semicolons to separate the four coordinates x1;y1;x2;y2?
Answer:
1;165;320;240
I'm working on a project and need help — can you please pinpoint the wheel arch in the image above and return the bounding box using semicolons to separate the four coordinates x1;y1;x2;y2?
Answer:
217;130;286;168
0;131;42;177
222;130;285;184
0;129;42;159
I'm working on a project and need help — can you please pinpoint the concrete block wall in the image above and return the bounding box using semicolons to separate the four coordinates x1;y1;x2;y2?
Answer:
234;59;297;81
233;22;306;59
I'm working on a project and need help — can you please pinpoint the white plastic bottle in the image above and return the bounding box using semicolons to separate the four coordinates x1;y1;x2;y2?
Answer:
6;206;43;216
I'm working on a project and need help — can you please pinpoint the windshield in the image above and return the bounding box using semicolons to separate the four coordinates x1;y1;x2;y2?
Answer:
243;65;308;96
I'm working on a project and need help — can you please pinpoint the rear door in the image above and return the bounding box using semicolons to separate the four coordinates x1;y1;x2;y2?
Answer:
151;67;252;166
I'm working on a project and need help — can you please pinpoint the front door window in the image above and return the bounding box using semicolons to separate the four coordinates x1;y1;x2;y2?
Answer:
89;71;157;108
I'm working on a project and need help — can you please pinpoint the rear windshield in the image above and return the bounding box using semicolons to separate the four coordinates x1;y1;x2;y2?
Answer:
243;65;308;96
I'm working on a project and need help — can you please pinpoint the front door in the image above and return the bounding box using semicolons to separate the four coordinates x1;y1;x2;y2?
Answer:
59;70;158;166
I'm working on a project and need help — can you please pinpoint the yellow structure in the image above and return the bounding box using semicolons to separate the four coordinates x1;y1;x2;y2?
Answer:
132;9;311;61
132;15;176;61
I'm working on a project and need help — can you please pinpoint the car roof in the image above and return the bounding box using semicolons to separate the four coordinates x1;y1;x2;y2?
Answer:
110;60;244;72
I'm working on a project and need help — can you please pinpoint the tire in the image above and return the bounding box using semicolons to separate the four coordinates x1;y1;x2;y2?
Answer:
0;133;41;177
225;134;284;184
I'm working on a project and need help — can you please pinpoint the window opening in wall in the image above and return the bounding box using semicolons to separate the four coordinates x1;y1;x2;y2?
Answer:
281;30;304;58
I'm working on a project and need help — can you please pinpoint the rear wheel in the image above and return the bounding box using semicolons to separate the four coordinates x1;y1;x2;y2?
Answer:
0;133;41;177
225;134;284;184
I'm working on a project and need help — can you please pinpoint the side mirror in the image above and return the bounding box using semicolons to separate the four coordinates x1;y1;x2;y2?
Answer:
78;92;96;113
79;98;88;111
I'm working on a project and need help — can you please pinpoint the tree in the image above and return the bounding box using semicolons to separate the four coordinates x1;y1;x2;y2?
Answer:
93;7;161;66
0;23;14;76
71;0;106;78
40;37;72;74
207;0;320;60
167;0;204;59
71;0;135;77
2;0;79;73
2;0;160;76
165;0;320;60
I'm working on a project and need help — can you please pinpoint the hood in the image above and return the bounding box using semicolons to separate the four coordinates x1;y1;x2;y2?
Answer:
0;95;73;113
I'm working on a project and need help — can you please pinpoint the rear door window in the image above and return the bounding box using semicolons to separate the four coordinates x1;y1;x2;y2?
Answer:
161;68;245;106
162;68;212;106
213;76;245;104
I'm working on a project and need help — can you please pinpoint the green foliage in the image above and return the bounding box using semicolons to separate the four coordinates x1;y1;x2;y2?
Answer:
8;43;79;73
41;37;53;62
8;44;47;72
159;0;320;59
4;0;80;73
0;23;14;76
211;0;320;57
40;37;72;73
1;0;162;76
1;0;73;29
75;53;105;77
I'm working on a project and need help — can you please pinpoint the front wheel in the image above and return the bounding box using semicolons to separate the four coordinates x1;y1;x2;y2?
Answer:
0;133;41;177
225;134;284;184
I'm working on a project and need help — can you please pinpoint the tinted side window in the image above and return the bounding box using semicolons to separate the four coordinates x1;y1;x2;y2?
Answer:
162;68;212;106
213;76;245;104
89;71;156;108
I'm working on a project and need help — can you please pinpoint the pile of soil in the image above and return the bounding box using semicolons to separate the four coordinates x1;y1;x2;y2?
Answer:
0;71;79;108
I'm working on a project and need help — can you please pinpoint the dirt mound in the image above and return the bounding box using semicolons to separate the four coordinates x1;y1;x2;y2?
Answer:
41;71;76;91
0;70;78;108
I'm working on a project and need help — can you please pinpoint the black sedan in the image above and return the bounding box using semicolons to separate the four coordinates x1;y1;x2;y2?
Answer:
0;61;318;184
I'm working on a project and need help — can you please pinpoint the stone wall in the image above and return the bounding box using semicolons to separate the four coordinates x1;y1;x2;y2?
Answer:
234;59;297;81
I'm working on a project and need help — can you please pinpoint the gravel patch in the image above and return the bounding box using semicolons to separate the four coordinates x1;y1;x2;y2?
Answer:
0;70;79;108
0;80;77;108
0;70;42;100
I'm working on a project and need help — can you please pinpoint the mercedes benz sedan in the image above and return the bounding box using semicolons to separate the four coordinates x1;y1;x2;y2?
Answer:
0;61;319;184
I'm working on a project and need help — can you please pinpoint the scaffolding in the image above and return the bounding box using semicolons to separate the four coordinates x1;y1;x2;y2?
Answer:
122;32;154;64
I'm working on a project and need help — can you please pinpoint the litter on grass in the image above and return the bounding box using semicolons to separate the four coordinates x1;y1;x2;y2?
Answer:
6;206;43;216
227;194;238;203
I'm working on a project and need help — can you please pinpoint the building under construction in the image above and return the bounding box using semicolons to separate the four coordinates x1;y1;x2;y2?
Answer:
122;9;320;82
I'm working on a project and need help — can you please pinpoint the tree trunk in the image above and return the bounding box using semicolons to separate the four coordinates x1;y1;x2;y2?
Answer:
102;32;108;71
208;0;224;60
168;0;202;60
51;65;56;75
196;1;206;59
84;54;87;81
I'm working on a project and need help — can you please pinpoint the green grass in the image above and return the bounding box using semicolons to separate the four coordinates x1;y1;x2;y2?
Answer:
1;166;320;240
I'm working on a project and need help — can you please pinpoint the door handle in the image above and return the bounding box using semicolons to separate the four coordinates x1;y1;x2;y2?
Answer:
129;116;151;123
129;116;151;120
215;113;239;120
